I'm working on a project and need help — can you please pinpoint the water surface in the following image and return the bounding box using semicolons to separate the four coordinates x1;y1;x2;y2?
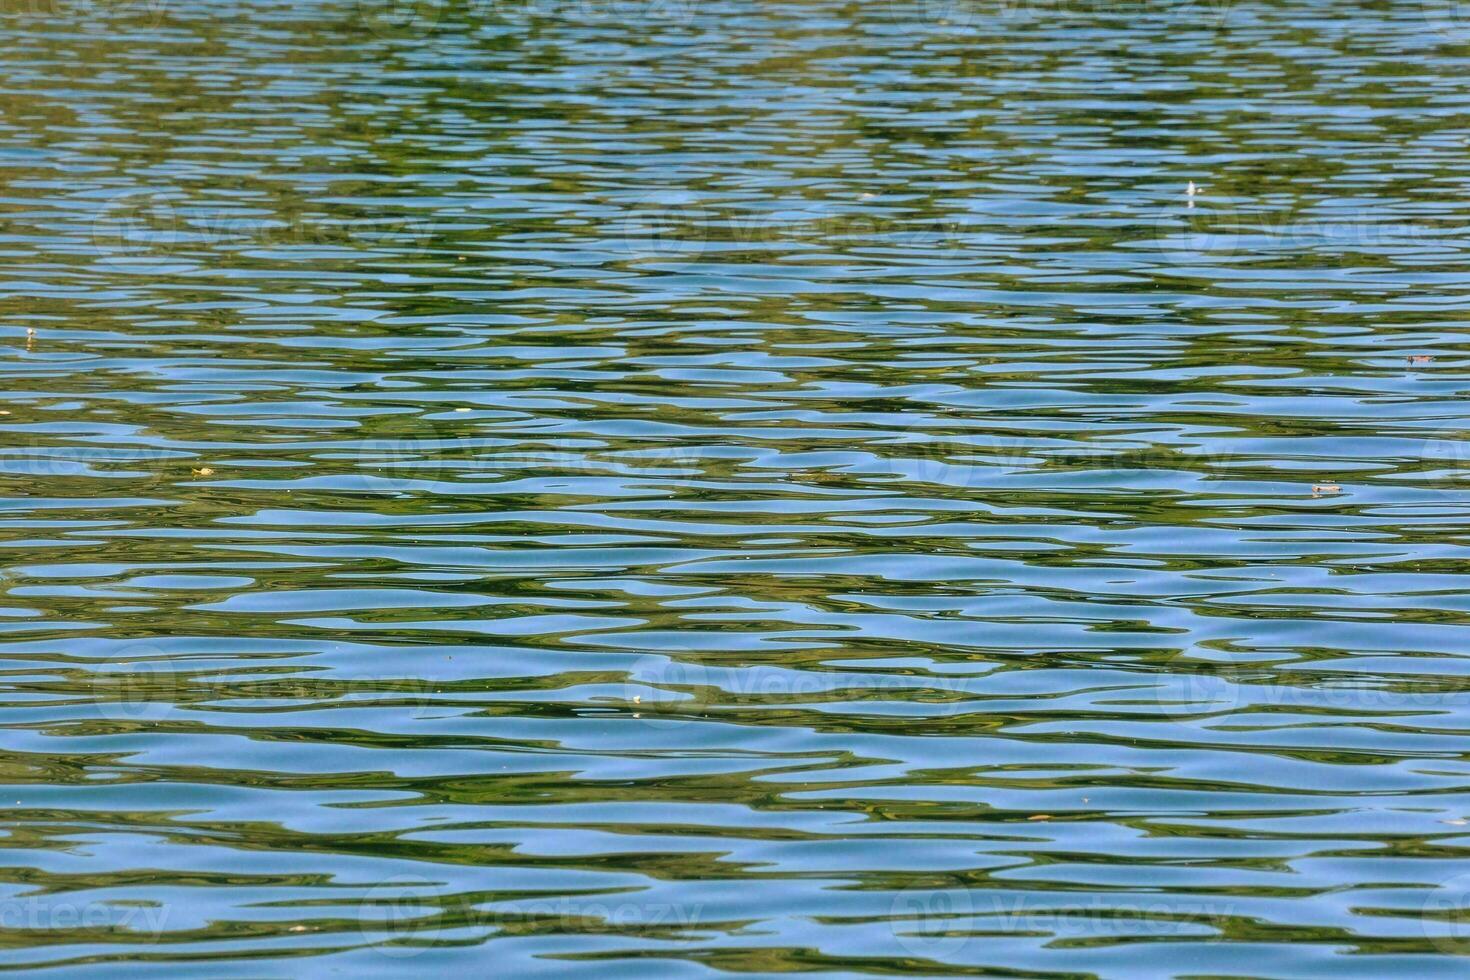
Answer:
4;0;1470;975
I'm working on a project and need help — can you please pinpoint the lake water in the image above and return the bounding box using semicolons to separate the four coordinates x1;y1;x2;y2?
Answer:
4;0;1470;975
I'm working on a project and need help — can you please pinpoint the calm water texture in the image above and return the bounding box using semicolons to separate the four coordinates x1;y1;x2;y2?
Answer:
3;0;1470;975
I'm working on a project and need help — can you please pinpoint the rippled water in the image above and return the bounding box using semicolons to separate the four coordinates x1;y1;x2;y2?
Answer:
5;0;1470;974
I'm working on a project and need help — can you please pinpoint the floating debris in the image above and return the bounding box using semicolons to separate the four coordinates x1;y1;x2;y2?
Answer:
1312;483;1341;495
191;467;215;477
1408;355;1434;365
1027;814;1052;821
